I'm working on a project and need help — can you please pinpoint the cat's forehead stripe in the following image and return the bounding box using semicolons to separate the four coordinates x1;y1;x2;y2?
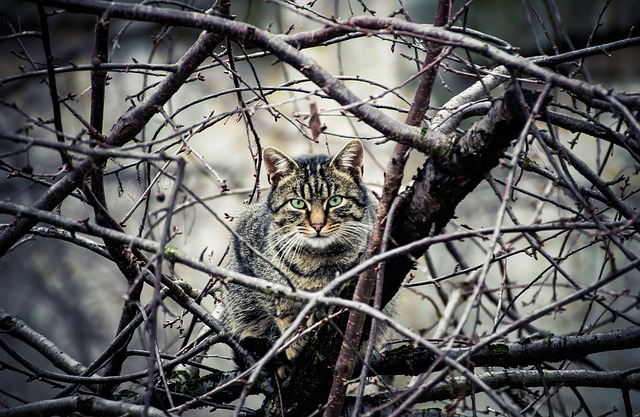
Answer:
296;160;330;199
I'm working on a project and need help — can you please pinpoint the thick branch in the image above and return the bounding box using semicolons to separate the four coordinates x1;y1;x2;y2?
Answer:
359;369;640;409
380;87;531;308
371;326;640;376
0;395;175;417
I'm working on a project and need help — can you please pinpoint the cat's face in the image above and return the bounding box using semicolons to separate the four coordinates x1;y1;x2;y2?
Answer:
263;140;373;254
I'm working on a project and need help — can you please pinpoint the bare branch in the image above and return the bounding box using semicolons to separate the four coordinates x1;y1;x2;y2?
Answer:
372;326;640;375
0;308;86;376
0;395;176;417
361;368;640;408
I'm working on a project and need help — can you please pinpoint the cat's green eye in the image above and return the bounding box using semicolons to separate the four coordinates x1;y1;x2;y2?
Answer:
328;196;343;207
290;199;306;209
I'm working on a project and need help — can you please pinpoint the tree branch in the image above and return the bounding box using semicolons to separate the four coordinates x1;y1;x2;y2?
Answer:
371;326;640;376
358;368;640;410
379;86;532;309
0;395;176;417
0;308;86;377
325;2;453;416
36;4;73;170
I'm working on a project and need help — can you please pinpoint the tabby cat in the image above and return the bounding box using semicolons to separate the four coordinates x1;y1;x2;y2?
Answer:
222;139;375;363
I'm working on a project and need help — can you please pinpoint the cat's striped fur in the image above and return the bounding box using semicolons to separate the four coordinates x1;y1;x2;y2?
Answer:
222;139;375;362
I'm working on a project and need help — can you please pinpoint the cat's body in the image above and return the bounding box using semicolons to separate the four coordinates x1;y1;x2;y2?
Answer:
222;140;375;362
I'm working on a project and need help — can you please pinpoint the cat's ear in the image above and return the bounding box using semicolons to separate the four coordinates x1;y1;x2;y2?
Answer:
263;146;299;185
330;139;364;180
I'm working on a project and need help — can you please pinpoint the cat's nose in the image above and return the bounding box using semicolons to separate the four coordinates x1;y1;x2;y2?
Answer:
311;223;324;234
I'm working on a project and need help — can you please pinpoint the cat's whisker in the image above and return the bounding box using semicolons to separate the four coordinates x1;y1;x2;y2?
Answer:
281;231;306;258
290;235;305;265
266;228;297;250
267;224;295;239
266;234;292;253
284;235;306;268
271;232;299;265
334;222;371;241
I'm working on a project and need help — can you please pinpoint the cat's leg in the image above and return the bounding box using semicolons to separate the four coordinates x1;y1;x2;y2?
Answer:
275;315;306;362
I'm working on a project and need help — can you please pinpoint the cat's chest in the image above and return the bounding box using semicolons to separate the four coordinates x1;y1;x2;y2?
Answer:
269;249;358;290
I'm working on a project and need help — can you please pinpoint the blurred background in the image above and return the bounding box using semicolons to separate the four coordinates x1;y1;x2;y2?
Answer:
1;0;639;414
